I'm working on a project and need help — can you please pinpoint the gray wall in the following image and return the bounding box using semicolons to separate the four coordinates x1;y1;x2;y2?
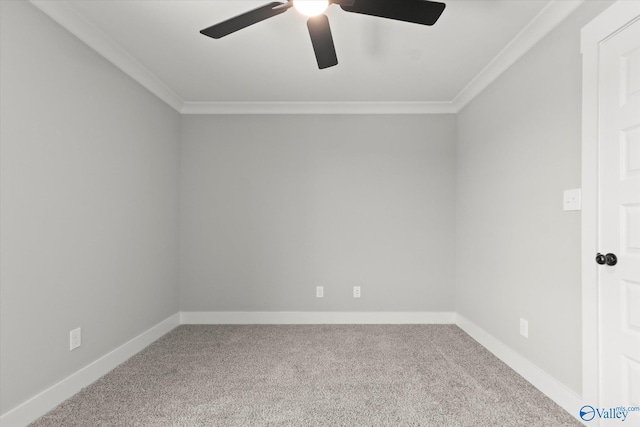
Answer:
455;0;613;395
1;0;616;416
0;1;180;413
180;115;456;311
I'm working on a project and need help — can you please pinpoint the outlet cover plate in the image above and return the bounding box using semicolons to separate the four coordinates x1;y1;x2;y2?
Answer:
519;318;528;338
563;189;581;211
70;327;81;350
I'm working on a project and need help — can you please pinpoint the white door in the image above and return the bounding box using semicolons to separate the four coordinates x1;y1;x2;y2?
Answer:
598;17;640;409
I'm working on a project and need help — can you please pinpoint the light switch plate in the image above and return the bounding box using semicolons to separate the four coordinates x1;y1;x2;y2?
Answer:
563;189;581;211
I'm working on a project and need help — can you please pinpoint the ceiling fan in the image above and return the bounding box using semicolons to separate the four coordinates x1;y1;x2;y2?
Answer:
200;0;446;69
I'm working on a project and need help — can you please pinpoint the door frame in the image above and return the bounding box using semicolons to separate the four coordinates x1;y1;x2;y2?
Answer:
581;0;640;407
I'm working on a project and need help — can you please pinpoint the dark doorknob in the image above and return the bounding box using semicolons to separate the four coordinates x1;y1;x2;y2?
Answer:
596;253;617;266
605;253;617;266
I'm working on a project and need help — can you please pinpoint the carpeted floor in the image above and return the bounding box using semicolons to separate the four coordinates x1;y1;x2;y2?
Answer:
30;325;581;426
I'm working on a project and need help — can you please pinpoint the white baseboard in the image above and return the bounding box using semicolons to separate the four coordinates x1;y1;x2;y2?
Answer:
455;314;586;426
180;311;456;325
0;313;180;427
1;312;584;427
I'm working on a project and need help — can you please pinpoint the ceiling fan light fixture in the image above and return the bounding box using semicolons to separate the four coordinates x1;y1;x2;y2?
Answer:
293;0;329;17
200;0;447;69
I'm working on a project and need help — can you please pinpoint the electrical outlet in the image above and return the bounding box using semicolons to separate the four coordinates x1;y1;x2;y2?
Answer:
519;318;528;338
563;189;581;211
353;286;361;298
316;286;324;298
70;327;81;350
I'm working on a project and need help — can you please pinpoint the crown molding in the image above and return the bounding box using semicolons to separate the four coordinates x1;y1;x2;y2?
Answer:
30;0;583;115
181;101;456;115
451;0;584;112
29;0;184;112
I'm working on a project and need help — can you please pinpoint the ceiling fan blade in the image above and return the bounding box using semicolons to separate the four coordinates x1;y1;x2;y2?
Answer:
330;0;355;6
340;0;445;26
200;2;292;39
307;14;338;69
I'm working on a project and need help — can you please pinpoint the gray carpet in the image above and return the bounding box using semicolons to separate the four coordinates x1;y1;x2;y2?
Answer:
30;325;581;426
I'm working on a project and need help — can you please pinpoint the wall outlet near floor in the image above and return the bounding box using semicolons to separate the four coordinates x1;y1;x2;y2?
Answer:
519;318;528;338
70;327;81;351
353;286;361;298
563;188;581;211
316;286;324;298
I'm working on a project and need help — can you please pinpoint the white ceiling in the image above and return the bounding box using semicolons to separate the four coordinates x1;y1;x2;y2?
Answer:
30;0;584;113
